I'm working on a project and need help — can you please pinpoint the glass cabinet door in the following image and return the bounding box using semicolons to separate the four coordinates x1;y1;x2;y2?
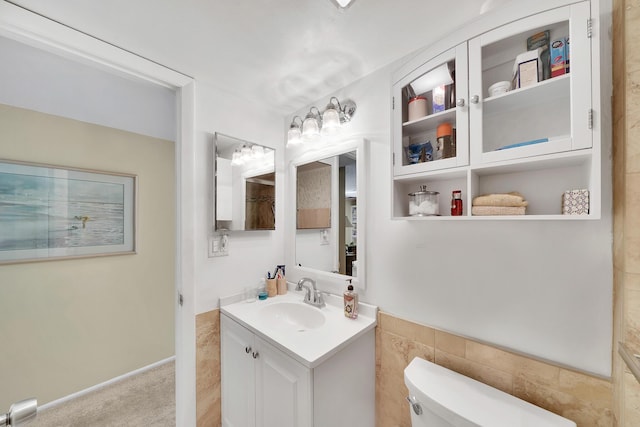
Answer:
467;2;592;165
392;42;469;176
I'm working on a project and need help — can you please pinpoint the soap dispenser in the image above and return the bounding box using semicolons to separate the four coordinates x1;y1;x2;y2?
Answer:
343;280;358;319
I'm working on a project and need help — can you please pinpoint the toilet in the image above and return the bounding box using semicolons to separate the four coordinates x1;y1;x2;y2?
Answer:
404;357;576;427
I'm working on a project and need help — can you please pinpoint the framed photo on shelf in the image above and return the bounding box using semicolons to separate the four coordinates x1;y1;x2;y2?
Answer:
0;159;136;264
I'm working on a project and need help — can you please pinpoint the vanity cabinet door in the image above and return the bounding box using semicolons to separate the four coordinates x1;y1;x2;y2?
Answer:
255;336;312;427
221;315;256;427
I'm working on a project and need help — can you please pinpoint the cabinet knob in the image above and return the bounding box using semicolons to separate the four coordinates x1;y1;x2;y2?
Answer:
245;346;252;354
470;95;480;104
456;98;465;107
252;351;259;359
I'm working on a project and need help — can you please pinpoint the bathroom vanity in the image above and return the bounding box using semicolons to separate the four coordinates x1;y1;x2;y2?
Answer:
220;290;377;427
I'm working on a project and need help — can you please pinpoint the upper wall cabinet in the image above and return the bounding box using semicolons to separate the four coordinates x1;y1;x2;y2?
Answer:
391;1;600;220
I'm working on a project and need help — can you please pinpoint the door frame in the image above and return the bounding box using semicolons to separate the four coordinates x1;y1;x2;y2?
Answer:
0;2;197;425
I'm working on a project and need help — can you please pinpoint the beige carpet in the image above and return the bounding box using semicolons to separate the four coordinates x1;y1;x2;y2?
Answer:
32;360;175;427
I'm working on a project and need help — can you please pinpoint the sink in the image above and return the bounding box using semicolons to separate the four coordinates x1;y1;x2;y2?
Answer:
258;302;326;332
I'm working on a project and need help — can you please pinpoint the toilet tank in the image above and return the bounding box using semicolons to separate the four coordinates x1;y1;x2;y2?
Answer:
404;357;576;427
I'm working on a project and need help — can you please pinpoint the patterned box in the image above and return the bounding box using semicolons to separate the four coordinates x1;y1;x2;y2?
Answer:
562;189;589;215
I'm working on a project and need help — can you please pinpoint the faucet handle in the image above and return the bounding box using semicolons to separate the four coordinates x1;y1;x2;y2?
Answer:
313;290;325;307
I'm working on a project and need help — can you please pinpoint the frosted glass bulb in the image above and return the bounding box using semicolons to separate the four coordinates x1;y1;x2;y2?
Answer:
321;107;340;136
287;127;301;145
251;145;265;158
302;116;320;141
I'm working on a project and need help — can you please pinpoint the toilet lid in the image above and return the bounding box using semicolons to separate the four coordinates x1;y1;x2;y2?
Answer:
404;357;576;427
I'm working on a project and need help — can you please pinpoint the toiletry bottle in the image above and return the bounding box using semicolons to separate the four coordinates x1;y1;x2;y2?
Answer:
344;281;358;319
451;190;463;216
277;266;287;295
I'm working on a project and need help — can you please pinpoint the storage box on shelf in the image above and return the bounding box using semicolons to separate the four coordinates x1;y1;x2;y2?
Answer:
391;0;599;220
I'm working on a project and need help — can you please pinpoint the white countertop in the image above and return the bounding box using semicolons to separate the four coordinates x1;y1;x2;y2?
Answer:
220;288;378;368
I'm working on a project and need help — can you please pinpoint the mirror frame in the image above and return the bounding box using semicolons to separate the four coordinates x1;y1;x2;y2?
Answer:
286;138;367;290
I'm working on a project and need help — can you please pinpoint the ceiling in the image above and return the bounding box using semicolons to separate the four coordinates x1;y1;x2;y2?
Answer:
9;0;509;114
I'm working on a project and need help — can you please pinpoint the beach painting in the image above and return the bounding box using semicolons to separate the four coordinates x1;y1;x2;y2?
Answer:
0;160;136;263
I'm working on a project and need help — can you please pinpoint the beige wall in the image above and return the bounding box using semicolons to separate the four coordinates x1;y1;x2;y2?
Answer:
376;312;613;427
612;0;640;425
196;309;221;427
0;104;175;407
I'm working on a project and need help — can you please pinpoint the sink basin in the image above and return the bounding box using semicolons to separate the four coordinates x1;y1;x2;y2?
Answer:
258;302;326;332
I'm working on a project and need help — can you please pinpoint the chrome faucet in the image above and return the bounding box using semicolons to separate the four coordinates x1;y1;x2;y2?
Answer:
295;277;325;308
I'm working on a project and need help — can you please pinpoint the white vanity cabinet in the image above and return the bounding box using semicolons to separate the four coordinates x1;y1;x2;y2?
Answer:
221;314;311;427
221;312;376;427
391;0;602;219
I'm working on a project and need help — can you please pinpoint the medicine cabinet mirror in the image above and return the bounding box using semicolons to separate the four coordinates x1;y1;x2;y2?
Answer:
287;138;367;289
214;132;276;231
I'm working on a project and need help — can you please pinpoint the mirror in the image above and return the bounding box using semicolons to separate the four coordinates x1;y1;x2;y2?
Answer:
214;132;275;231
288;139;367;288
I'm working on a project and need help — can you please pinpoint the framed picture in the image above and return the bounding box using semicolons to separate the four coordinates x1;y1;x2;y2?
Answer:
351;205;357;225
0;159;136;264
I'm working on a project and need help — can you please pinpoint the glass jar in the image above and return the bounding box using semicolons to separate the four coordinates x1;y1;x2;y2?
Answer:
408;185;439;216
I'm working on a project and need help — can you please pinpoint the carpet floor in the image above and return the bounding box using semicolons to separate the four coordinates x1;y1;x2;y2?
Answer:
32;360;175;427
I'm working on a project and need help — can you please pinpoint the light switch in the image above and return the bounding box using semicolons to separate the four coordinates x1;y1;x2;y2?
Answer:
209;234;229;257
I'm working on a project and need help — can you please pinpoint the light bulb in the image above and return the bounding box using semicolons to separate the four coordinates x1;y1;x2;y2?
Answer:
231;150;243;166
287;127;301;145
321;107;341;136
302;112;320;142
251;145;265;158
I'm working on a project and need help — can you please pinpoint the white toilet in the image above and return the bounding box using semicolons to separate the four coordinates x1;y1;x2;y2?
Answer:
404;357;576;427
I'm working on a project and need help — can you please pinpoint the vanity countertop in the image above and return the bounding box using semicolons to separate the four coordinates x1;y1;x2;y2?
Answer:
220;288;377;368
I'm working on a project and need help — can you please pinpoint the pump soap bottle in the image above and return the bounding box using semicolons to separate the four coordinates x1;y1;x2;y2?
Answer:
343;280;358;319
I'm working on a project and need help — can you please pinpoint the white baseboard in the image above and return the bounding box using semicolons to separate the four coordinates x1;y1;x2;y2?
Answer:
38;356;176;412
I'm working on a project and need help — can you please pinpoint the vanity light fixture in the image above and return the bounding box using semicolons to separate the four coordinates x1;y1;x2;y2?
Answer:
231;144;272;166
287;97;357;146
287;116;303;146
330;0;356;10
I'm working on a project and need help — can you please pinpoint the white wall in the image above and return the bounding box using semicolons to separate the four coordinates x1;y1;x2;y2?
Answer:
284;6;613;376
0;36;176;141
194;81;285;314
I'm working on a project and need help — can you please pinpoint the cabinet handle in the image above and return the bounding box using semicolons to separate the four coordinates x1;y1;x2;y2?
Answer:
456;98;465;107
252;351;259;359
470;95;479;104
245;346;252;354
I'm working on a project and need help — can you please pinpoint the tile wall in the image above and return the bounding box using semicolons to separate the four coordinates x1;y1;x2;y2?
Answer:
376;312;613;427
196;310;221;427
612;0;640;425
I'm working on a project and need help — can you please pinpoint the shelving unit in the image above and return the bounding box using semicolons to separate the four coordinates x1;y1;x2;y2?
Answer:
391;1;599;220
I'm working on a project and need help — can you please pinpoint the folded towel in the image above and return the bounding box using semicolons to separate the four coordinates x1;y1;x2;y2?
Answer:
472;206;526;216
472;192;528;207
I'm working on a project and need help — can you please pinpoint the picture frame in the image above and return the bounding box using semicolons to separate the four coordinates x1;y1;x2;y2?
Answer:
351;205;357;225
0;159;136;264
